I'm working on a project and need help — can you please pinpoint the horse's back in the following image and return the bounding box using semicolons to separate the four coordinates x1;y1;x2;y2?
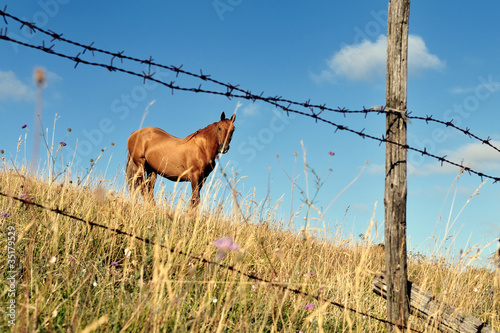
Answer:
128;126;189;160
128;127;180;147
134;126;177;139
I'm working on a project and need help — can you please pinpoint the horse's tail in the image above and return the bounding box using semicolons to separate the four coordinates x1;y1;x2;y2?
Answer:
126;152;139;193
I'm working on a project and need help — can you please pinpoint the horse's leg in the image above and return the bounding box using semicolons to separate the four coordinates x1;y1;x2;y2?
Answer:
130;162;144;195
133;158;147;200
190;175;202;207
145;168;157;205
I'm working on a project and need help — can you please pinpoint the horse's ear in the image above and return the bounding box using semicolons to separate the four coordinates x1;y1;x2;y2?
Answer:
220;112;226;121
230;114;236;123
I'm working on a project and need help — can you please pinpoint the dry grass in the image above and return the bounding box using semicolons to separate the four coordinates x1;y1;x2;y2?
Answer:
0;162;498;332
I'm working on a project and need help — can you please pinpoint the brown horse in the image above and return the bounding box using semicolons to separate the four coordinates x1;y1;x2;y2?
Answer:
126;112;236;206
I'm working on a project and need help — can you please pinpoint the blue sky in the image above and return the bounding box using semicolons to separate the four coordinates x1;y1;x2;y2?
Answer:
1;1;499;264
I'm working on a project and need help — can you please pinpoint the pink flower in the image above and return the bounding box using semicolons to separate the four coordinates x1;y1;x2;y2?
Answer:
111;261;118;266
213;237;240;259
59;142;66;147
22;124;27;129
304;303;315;310
328;151;335;156
1;212;9;217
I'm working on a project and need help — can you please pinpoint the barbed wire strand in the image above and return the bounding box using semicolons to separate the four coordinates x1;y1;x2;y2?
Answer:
1;7;500;157
0;190;422;333
0;7;371;116
1;32;498;185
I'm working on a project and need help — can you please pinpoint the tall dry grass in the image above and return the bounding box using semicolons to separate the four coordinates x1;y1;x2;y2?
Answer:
0;118;498;332
0;161;498;332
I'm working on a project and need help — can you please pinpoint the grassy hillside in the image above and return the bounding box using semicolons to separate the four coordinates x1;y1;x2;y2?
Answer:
0;166;498;332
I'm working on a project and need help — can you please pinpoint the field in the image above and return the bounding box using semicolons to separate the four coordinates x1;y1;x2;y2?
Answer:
0;163;498;332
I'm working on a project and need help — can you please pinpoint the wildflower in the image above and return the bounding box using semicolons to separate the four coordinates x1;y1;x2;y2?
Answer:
1;212;9;217
111;142;115;146
93;281;98;287
19;194;27;200
67;128;71;132
212;298;218;303
22;124;27;129
34;68;45;86
328;151;335;156
69;257;74;262
214;237;240;251
213;237;240;260
304;303;315;310
0;150;4;154
59;142;66;147
111;261;118;266
124;248;131;257
48;256;57;264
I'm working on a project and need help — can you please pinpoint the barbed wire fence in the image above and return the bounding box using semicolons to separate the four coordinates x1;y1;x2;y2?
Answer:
1;7;500;183
0;6;498;332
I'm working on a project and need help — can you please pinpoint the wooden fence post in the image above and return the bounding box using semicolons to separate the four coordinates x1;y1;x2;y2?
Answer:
385;0;411;331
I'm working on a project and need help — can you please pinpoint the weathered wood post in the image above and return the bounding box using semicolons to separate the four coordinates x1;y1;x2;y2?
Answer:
385;0;411;331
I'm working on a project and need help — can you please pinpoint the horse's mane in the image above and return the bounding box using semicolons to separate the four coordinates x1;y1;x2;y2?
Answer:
185;122;218;142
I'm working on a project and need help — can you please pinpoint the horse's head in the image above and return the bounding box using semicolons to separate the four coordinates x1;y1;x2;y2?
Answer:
217;112;236;154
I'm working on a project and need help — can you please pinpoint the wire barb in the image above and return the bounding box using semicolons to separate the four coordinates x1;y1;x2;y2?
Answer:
1;5;8;24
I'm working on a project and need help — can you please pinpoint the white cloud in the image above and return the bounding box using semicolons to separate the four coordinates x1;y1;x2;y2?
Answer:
351;203;372;214
407;35;445;73
449;87;476;95
442;141;500;172
312;34;445;83
366;163;385;175
366;141;500;177
450;80;500;95
409;140;500;176
241;103;260;117
0;70;35;101
45;70;63;86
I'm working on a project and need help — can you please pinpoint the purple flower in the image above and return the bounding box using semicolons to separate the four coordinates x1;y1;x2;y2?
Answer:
69;257;74;262
304;303;315;310
22;124;27;129
213;237;240;259
59;142;66;147
214;237;240;251
111;261;118;266
1;212;9;217
19;194;27;200
328;151;335;156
